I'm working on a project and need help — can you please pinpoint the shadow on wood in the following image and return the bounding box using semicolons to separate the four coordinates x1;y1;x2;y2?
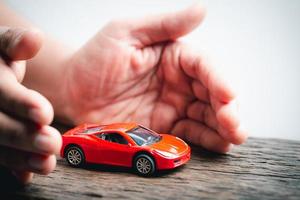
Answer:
61;158;188;178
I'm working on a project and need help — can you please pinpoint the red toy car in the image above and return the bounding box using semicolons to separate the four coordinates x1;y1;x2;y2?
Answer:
60;123;191;176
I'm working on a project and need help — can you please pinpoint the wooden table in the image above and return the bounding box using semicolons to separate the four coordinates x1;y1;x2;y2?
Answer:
1;135;299;199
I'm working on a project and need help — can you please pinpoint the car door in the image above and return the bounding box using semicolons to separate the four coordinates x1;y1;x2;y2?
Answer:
96;132;134;167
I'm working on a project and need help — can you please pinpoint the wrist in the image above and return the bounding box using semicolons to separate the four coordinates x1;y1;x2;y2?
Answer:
49;54;74;125
54;51;86;125
23;37;75;125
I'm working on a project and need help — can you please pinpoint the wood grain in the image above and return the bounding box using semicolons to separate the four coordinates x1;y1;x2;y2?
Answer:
1;135;299;200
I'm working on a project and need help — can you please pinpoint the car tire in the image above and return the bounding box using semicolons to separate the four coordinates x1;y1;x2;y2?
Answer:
65;146;85;167
133;154;155;176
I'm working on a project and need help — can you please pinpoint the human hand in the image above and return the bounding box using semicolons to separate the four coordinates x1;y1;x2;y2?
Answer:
0;27;61;184
61;4;247;153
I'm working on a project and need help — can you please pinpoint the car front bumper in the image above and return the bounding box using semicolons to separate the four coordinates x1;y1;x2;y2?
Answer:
155;149;191;170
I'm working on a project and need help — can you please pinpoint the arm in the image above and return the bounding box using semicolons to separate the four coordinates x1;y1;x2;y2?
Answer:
0;3;73;122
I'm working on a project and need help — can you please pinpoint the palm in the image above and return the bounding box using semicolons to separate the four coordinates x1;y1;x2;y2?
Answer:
68;38;190;128
64;5;246;152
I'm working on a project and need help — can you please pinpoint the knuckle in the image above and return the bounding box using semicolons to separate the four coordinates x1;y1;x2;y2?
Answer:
0;29;12;52
0;28;23;54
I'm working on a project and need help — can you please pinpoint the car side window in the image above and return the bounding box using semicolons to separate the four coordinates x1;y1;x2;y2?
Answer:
96;133;106;140
98;132;128;145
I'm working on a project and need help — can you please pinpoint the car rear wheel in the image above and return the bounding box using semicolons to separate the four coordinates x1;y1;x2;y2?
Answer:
65;146;85;167
134;154;155;176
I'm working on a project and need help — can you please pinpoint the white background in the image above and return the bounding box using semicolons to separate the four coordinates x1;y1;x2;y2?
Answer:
4;0;300;141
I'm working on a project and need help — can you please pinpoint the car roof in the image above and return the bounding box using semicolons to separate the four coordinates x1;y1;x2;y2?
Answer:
74;122;138;135
101;122;138;132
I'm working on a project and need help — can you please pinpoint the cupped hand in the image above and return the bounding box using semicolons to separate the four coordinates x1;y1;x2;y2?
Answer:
62;4;247;153
0;27;61;184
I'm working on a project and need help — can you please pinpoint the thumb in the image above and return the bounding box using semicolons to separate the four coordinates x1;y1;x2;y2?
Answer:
127;3;205;47
0;27;43;61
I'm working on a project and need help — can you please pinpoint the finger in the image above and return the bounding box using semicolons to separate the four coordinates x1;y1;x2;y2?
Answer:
12;170;33;185
116;3;205;47
0;112;62;154
0;69;54;125
180;46;235;103
172;119;232;153
9;60;26;82
192;81;209;103
187;101;218;131
210;97;240;131
0;147;57;175
210;97;247;144
0;57;26;83
218;125;248;145
0;27;43;61
216;100;240;131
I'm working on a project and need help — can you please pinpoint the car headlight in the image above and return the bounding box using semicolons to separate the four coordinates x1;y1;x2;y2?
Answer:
154;150;177;158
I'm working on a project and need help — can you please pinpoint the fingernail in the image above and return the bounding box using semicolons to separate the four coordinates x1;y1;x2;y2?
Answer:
33;133;52;153
28;156;43;171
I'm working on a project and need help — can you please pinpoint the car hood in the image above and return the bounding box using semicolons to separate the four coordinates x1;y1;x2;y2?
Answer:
149;134;189;156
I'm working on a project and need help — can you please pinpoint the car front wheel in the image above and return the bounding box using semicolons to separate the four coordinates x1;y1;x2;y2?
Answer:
65;146;85;167
134;154;155;176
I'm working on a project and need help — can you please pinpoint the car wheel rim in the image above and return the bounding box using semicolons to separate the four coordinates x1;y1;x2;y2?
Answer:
67;149;82;165
136;157;151;174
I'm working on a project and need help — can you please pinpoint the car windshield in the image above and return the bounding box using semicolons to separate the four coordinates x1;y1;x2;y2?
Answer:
126;125;161;146
83;126;102;134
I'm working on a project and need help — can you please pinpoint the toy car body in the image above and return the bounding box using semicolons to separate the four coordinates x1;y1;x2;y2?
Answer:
60;123;191;176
